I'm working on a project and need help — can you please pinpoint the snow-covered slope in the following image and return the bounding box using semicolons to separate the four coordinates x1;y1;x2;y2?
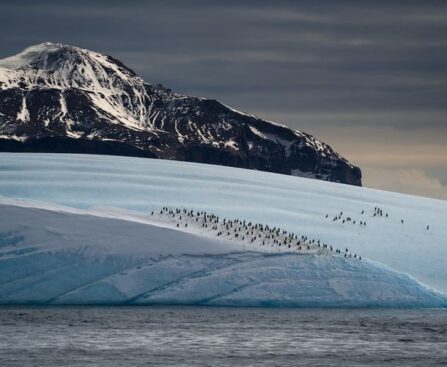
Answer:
0;42;361;185
0;42;154;130
0;199;445;307
0;153;446;299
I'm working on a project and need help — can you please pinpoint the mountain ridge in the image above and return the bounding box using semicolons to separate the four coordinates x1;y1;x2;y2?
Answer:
0;42;361;185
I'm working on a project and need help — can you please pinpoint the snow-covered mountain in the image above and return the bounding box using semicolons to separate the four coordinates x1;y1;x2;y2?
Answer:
0;42;361;185
0;153;446;307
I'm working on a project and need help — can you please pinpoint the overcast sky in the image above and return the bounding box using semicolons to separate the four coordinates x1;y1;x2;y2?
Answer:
1;0;446;199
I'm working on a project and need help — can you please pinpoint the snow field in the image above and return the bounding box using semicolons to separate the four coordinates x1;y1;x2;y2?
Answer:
0;200;445;307
0;153;445;293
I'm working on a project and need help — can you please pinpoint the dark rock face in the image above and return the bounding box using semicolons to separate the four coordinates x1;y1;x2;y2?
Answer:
0;42;361;185
0;137;157;158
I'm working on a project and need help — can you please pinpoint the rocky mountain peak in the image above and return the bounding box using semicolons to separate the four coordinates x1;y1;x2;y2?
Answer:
0;43;362;186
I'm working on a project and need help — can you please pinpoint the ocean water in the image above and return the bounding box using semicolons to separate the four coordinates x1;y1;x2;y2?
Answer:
0;307;446;366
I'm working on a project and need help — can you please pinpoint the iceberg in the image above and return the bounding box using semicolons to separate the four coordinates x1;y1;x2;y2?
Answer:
0;153;446;306
0;200;445;307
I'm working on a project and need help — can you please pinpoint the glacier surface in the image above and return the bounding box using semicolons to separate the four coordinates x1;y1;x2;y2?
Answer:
0;153;446;306
0;200;445;307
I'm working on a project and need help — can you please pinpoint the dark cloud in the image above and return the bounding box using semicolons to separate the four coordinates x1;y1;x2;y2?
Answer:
0;0;446;199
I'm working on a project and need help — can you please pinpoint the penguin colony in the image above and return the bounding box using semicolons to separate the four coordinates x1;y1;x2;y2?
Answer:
150;207;361;260
326;205;431;230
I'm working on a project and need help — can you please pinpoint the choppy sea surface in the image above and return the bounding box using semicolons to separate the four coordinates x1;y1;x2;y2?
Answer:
0;307;446;366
